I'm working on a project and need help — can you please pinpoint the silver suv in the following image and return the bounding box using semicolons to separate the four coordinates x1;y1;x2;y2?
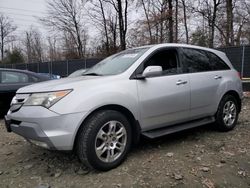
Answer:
4;44;243;171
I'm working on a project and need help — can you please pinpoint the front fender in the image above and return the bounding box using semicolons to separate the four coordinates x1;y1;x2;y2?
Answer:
50;80;139;120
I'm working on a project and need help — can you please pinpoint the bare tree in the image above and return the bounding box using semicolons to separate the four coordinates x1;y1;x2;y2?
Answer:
212;0;250;46
181;0;189;43
109;15;118;51
23;28;44;63
47;36;60;61
98;0;110;54
145;0;168;43
242;0;250;43
33;31;43;62
0;13;17;61
193;0;222;47
167;0;174;43
88;0;109;53
139;0;153;43
174;0;178;42
62;31;80;59
84;0;250;54
233;1;249;45
88;0;119;55
136;0;180;44
41;0;86;58
226;0;234;45
105;0;128;50
25;31;32;63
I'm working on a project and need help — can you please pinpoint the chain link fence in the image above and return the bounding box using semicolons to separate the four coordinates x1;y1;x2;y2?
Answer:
218;45;250;79
218;45;250;91
0;46;249;90
0;58;102;77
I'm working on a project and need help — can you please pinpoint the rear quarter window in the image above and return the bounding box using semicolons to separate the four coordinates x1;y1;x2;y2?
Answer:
206;52;230;71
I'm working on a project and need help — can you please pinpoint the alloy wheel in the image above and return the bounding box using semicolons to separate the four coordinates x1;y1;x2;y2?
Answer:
95;120;127;163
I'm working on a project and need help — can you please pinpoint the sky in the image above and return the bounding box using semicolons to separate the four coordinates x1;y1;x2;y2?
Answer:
1;0;48;37
0;0;120;49
0;0;147;50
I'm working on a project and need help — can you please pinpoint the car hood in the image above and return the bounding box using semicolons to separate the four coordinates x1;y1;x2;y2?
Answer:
17;76;109;93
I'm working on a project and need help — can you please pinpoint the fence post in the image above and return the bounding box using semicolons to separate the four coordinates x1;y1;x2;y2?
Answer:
47;61;50;75
37;62;39;73
50;61;53;77
66;60;69;76
241;45;245;78
84;57;86;69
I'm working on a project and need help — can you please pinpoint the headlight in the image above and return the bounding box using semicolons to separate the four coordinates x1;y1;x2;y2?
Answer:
24;90;72;108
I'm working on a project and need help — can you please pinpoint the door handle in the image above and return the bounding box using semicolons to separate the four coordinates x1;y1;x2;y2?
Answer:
214;75;222;80
176;80;187;85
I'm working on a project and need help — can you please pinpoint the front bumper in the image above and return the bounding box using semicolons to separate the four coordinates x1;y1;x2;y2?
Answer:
5;106;87;150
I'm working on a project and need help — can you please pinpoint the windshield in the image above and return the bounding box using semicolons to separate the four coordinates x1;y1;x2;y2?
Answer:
68;69;87;78
83;47;149;76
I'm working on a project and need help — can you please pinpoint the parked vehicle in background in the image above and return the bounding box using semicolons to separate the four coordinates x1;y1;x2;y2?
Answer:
37;73;61;79
0;68;50;116
68;69;87;78
4;44;243;171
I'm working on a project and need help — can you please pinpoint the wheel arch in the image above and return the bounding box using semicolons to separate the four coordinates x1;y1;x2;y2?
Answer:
220;90;242;113
73;104;141;151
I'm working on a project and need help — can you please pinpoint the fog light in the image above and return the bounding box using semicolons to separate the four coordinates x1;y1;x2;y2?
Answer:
28;139;49;149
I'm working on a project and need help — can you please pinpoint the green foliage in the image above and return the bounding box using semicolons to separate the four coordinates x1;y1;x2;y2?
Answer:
2;48;24;64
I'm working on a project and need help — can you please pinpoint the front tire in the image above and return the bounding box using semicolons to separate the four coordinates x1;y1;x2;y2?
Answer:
215;95;239;131
77;110;132;171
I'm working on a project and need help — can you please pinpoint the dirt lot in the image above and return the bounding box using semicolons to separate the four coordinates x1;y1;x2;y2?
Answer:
0;99;250;188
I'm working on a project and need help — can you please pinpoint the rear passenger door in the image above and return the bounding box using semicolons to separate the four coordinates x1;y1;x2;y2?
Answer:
180;48;230;119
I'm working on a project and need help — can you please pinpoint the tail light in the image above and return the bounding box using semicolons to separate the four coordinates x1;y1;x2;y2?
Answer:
237;72;242;79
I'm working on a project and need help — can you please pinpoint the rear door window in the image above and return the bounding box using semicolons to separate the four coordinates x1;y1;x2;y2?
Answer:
182;48;211;73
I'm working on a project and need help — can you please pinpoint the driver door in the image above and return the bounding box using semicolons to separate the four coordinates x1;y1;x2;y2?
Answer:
135;48;191;131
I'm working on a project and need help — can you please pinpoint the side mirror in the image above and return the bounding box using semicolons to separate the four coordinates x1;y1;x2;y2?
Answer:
142;66;163;78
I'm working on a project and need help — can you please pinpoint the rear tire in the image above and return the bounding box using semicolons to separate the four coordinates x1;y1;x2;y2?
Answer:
215;95;239;132
76;110;132;171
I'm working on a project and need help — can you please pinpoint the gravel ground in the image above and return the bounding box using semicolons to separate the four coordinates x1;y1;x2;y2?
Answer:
0;98;250;188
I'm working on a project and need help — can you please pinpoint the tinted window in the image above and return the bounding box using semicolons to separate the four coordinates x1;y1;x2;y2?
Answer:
207;52;230;70
182;48;211;73
142;49;179;75
1;71;28;83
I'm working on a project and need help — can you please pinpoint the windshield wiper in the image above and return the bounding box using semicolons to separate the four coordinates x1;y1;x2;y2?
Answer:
82;73;102;76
